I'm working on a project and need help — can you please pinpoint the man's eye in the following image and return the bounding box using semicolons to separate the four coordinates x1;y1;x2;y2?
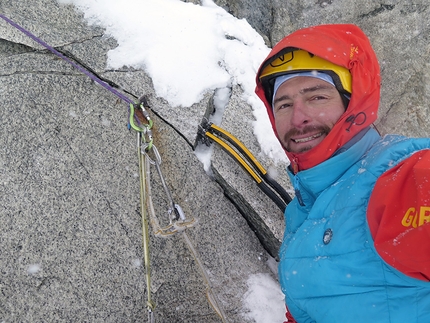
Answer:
277;103;292;110
311;95;328;101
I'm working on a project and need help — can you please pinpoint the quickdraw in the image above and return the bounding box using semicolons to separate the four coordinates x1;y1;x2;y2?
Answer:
199;119;292;212
143;144;198;237
132;98;197;322
132;98;197;238
132;102;224;323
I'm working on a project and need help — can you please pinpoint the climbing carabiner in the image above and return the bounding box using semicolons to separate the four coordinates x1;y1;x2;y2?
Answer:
129;102;154;135
141;143;197;237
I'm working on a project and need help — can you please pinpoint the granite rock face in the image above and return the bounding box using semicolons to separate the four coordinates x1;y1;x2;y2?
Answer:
2;0;430;322
0;1;279;322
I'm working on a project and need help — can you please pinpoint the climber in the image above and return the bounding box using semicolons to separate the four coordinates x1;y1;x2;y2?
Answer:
255;24;430;322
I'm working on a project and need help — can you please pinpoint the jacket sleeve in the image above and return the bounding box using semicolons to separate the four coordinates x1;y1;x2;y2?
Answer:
367;149;430;280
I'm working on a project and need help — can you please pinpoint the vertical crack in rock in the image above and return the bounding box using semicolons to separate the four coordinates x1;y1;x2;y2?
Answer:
211;167;281;260
195;91;281;260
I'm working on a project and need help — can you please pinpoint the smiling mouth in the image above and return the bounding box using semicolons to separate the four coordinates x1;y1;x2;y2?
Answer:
292;132;323;143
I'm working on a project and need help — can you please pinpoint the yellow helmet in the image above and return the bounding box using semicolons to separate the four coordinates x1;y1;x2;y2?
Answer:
259;49;352;102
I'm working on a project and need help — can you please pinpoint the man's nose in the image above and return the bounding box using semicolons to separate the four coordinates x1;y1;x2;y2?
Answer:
290;101;310;127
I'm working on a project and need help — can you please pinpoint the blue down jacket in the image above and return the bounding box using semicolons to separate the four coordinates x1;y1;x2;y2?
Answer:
278;128;430;323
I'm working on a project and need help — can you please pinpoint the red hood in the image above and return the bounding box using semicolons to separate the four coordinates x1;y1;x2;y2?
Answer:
255;24;381;172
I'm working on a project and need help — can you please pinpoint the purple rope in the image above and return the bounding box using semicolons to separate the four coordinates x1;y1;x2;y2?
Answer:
0;13;134;105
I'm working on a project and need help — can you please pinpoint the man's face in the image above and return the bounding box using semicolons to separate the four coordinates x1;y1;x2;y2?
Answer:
273;76;345;153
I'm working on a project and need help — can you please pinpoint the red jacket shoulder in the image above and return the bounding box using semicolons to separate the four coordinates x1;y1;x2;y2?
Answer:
367;149;430;280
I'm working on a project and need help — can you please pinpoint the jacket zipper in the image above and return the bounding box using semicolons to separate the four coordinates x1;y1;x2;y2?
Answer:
290;157;305;206
294;175;305;206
